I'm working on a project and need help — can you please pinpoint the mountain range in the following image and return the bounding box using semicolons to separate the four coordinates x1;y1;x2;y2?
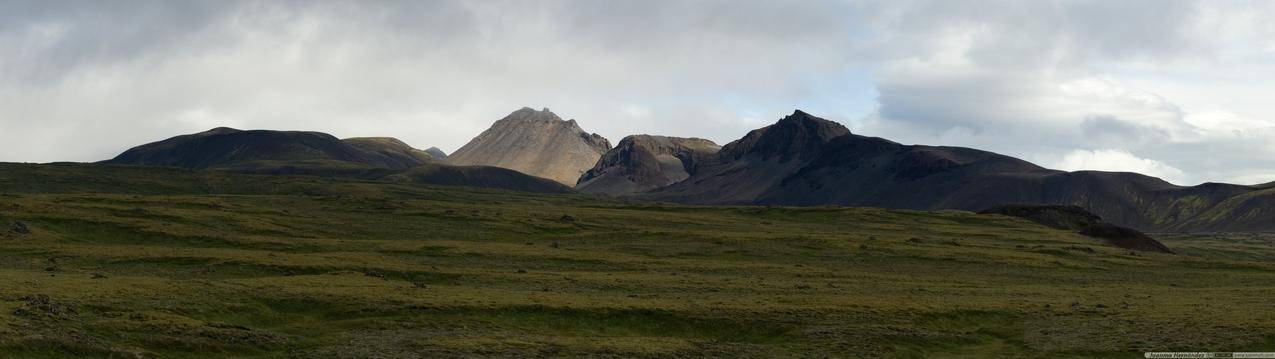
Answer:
97;107;1275;232
642;111;1274;232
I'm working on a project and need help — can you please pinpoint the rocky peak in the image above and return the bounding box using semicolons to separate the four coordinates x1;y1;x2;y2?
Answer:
576;135;721;195
717;109;850;162
446;107;612;185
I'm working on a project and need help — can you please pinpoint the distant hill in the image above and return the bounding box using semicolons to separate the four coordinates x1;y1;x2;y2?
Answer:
576;135;720;195
447;107;611;185
100;128;571;194
102;127;416;170
646;110;1274;232
342;137;435;168
424;147;448;160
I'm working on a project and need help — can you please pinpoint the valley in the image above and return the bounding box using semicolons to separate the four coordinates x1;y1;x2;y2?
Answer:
0;164;1272;357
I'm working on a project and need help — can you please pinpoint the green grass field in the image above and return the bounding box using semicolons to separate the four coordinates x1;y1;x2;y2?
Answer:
0;163;1273;358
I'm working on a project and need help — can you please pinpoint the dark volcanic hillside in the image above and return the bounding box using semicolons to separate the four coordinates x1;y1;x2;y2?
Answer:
576;135;720;195
648;110;1272;232
447;107;611;185
103;128;414;170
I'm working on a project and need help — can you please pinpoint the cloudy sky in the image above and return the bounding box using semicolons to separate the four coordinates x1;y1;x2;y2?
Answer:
2;0;1274;185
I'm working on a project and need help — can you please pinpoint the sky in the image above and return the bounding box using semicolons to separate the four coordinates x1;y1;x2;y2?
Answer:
2;0;1274;186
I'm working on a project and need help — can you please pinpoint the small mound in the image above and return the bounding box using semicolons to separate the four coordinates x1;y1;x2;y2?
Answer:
1079;223;1174;254
978;204;1102;230
387;164;574;194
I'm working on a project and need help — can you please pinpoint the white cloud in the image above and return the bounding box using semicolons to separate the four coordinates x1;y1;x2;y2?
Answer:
1054;149;1188;186
848;0;1275;186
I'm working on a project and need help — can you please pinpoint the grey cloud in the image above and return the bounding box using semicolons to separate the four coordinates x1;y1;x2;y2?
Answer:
1080;115;1171;148
0;0;238;84
0;0;856;163
2;0;1275;186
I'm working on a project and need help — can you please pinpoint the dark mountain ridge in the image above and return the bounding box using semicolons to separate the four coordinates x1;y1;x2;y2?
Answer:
646;110;1274;232
103;127;415;170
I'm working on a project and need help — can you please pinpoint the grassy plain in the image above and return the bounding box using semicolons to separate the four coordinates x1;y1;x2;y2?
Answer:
0;163;1272;358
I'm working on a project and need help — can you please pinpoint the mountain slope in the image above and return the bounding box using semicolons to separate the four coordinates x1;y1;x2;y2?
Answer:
576;135;720;195
446;107;611;185
648;110;1271;232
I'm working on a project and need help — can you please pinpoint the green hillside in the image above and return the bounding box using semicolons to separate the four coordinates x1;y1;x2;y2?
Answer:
0;163;1272;357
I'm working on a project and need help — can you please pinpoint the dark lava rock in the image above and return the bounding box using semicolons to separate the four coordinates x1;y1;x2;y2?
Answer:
10;221;30;235
978;204;1102;230
1079;223;1174;254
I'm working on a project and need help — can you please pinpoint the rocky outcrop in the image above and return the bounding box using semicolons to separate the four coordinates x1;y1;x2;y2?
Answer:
576;135;720;195
446;107;611;185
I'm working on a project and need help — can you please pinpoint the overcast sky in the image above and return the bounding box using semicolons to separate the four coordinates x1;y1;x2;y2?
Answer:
2;0;1274;185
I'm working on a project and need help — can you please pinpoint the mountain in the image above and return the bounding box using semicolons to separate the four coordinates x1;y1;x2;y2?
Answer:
446;107;611;185
647;110;1273;232
576;135;720;195
102;127;414;170
424;147;448;160
342;137;435;167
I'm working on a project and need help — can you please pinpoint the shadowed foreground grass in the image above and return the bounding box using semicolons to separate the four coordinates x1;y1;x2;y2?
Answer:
0;163;1273;357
